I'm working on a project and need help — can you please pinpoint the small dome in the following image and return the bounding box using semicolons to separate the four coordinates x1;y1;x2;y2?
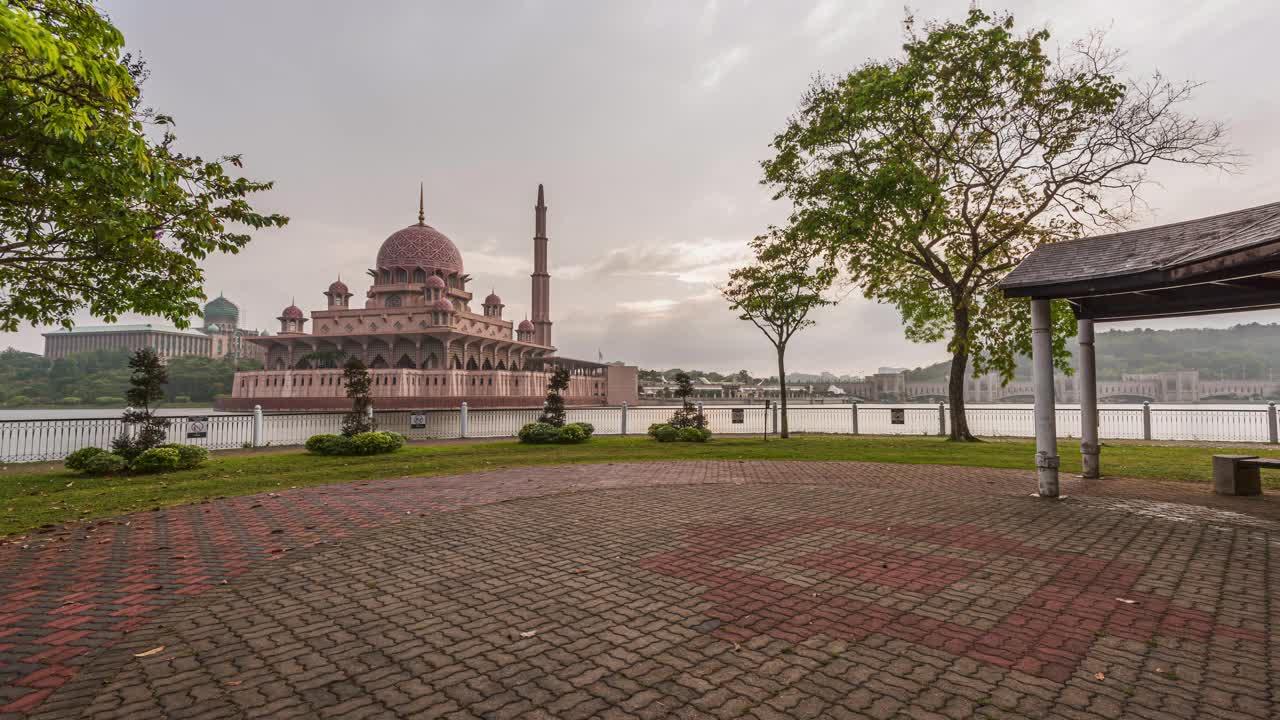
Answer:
517;319;534;332
424;274;446;289
203;295;239;324
431;298;455;313
281;304;304;319
207;323;221;332
328;279;349;295
484;292;502;306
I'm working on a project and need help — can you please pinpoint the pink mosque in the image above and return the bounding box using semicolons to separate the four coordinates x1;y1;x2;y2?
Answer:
220;185;638;410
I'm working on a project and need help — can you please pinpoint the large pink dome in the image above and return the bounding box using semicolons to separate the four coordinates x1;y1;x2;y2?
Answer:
377;223;463;274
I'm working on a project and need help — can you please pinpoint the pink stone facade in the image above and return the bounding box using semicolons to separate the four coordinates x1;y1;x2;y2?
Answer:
223;185;638;410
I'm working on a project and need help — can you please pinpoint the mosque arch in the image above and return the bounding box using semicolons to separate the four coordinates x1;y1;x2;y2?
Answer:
466;357;479;370
496;359;506;370
380;269;391;283
394;268;408;283
423;352;438;369
396;354;416;369
369;355;389;369
412;268;426;283
482;358;493;370
294;358;313;370
452;356;463;370
385;294;402;308
273;357;286;370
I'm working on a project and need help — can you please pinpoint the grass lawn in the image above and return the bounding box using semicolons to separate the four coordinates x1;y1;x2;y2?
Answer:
2;435;1274;537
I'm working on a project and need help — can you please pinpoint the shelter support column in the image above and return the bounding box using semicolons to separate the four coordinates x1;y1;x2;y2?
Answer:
1078;318;1100;479
1031;298;1060;496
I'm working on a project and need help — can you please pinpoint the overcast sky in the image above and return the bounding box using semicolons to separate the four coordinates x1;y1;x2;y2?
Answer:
3;0;1278;376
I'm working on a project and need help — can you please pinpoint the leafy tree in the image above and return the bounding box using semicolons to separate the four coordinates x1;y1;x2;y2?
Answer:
340;356;375;436
538;367;570;427
111;348;169;460
762;9;1234;440
0;0;287;331
722;231;834;438
667;371;706;430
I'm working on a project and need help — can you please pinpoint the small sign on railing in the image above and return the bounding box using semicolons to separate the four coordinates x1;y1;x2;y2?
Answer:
410;411;427;430
187;416;208;439
890;408;905;425
731;408;744;424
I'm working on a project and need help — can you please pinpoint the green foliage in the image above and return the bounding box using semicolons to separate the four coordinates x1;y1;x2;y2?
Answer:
131;447;181;473
305;431;402;456
81;451;126;475
173;395;191;403
112;349;169;460
557;424;587;443
94;396;122;405
538;367;570;427
340;357;375;437
518;421;592;444
652;424;680;442
569;422;594;438
762;8;1230;438
305;434;353;455
58;396;80;404
64;446;107;471
159;443;208;469
678;427;710;443
647;423;667;438
0;0;288;331
666;372;707;430
5;394;29;406
648;422;710;443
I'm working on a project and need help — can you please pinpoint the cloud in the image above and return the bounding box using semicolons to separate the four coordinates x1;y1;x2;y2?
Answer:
563;239;751;285
803;0;888;53
699;46;750;90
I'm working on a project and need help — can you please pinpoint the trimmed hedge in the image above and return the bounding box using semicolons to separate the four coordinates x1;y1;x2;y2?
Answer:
83;452;127;475
648;423;711;443
132;447;182;473
517;421;594;444
65;447;108;471
305;431;405;456
160;443;209;469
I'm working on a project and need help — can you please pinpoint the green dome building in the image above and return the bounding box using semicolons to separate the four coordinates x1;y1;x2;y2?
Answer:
203;294;239;331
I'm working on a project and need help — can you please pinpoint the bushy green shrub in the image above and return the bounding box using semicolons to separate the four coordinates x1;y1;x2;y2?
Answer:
132;447;182;473
350;431;403;455
174;394;192;403
59;396;82;405
94;396;123;405
306;431;402;455
160;443;209;469
83;452;127;475
6;395;30;407
649;423;710;443
678;427;709;443
653;424;680;442
557;424;587;443
518;422;560;444
568;422;594;438
305;434;354;455
65;447;108;471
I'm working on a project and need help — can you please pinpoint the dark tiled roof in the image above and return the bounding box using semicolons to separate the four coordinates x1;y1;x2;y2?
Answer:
999;202;1280;291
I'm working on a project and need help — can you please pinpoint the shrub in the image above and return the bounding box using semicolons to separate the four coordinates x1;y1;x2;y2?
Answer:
174;394;192;403
350;431;403;455
83;452;127;475
5;395;30;407
132;447;182;473
305;434;354;455
567;422;594;438
160;443;209;469
653;424;680;442
59;396;82;405
678;427;706;442
65;447;108;472
94;396;123;405
647;423;667;438
518;422;560;444
557;424;587;443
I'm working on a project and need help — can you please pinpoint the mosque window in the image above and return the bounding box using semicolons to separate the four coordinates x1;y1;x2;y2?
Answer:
385;295;402;308
413;269;426;283
394;268;408;283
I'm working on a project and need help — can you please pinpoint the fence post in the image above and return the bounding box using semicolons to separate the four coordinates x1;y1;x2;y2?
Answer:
460;402;469;439
252;405;263;447
1142;401;1152;441
938;402;946;437
620;402;628;437
851;402;859;436
1269;402;1278;444
763;400;770;440
772;402;779;436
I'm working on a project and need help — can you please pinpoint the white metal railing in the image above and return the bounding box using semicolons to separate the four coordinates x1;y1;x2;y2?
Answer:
4;401;1279;464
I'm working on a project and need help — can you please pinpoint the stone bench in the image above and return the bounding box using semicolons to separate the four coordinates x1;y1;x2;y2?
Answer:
1212;455;1274;496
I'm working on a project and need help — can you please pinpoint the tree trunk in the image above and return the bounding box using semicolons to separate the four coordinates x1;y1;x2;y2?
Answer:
948;307;978;442
777;344;789;439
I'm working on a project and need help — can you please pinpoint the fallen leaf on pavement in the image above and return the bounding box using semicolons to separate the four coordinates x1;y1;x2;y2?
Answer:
134;646;165;658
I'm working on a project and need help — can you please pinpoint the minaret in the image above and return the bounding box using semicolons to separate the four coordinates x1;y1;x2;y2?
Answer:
531;184;552;346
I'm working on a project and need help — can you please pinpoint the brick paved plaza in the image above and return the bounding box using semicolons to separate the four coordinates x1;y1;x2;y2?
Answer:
1;461;1277;719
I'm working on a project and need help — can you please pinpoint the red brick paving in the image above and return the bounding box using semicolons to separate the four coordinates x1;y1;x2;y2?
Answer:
0;460;1277;719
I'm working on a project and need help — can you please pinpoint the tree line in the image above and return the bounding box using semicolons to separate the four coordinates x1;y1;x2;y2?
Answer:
0;348;260;406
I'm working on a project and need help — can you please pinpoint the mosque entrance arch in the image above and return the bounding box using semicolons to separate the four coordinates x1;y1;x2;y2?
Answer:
395;354;416;369
369;355;389;369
